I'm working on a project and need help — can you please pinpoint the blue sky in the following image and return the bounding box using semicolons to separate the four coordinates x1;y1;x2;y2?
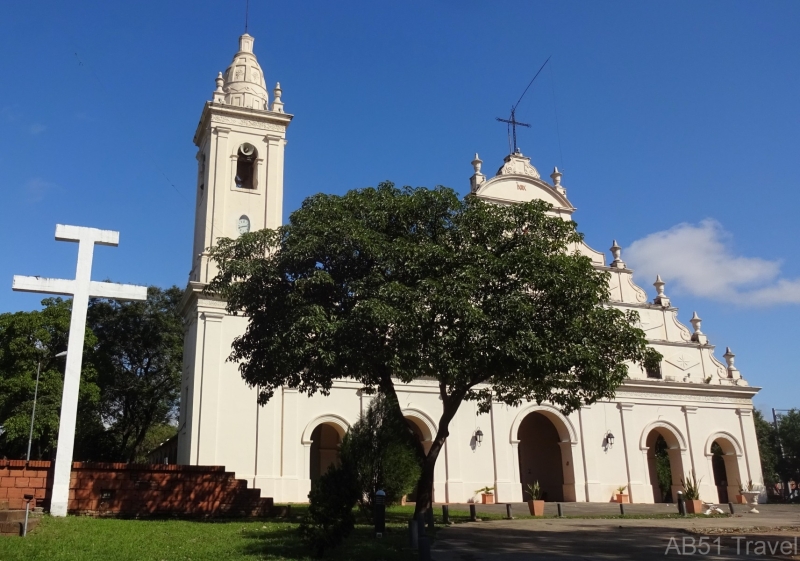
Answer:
1;1;798;411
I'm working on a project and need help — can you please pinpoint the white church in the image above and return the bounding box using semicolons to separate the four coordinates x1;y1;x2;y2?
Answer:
176;34;765;506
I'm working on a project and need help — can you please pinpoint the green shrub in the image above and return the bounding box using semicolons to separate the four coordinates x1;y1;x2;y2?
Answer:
340;393;422;512
299;463;360;556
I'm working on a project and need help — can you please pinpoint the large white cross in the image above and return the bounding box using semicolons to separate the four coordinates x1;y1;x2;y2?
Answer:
12;225;147;517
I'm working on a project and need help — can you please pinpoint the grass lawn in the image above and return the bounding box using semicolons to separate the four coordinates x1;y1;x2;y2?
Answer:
0;505;423;561
0;504;728;560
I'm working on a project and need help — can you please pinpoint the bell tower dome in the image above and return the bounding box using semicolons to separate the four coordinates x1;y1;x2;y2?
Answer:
220;34;270;110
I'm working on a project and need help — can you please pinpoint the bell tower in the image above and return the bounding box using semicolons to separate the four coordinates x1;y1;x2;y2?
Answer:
178;34;292;470
189;33;292;284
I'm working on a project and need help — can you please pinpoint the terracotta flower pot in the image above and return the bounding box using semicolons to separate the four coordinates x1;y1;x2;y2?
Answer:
735;494;748;504
615;493;630;504
528;499;545;516
481;493;495;504
685;499;704;514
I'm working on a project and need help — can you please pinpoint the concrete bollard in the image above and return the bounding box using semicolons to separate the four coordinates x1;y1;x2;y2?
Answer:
469;503;477;522
506;503;514;519
374;490;386;537
619;503;625;516
677;491;686;516
557;503;563;518
442;504;450;525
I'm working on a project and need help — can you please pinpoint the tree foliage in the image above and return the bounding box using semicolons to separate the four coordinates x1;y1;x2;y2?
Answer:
88;286;184;462
754;409;780;487
299;462;360;556
0;298;101;460
208;182;661;517
0;286;183;462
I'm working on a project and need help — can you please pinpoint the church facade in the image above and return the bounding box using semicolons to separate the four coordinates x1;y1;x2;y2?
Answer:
177;34;765;505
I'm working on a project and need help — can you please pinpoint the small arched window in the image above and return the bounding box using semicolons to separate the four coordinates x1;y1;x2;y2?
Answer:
235;143;257;189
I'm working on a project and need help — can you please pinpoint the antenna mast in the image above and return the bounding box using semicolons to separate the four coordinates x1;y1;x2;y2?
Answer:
496;56;551;154
245;0;249;33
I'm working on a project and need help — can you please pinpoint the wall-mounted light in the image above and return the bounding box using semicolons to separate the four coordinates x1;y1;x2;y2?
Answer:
475;428;484;446
603;431;615;449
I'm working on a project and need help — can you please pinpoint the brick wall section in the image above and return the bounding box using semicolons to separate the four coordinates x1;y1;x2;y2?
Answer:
0;460;51;510
0;460;273;517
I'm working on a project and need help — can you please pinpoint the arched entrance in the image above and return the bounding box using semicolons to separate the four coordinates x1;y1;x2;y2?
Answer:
706;434;743;504
644;425;686;503
403;413;434;503
516;411;575;502
309;423;344;481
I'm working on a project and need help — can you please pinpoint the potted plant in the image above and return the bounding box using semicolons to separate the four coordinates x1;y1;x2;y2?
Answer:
615;485;630;504
476;486;495;504
681;472;703;514
525;482;545;516
741;479;760;513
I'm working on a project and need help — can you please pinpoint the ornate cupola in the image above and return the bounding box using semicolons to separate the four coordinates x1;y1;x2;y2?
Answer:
214;34;270;110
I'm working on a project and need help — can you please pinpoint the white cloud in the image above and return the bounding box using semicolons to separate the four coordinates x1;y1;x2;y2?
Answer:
29;123;46;135
23;178;58;203
625;219;800;306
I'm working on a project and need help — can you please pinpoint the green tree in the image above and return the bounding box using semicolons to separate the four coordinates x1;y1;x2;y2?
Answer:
754;409;780;487
653;435;673;502
88;286;184;462
775;409;800;489
0;298;102;460
208;182;660;519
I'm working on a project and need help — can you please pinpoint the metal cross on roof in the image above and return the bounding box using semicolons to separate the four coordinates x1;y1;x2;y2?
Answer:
496;56;550;154
496;107;531;154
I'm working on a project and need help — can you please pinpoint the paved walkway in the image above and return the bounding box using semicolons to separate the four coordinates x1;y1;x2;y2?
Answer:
432;505;800;560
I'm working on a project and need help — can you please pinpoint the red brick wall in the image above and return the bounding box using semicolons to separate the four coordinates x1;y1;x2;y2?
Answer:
0;460;50;510
0;460;273;517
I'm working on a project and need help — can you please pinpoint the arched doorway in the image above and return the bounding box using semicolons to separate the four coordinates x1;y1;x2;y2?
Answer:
517;412;574;502
403;415;433;503
644;427;686;503
309;423;343;482
708;436;743;504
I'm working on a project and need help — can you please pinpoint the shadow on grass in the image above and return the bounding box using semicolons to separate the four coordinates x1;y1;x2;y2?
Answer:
235;504;417;560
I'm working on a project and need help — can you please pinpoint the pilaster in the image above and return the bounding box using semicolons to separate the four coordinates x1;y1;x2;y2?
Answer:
195;311;224;465
736;408;764;499
578;405;603;502
617;403;648;502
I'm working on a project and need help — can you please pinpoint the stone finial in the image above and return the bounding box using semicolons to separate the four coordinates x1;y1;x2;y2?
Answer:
550;166;566;196
610;240;625;269
472;153;483;174
723;346;741;379
690;311;707;344
550;166;562;187
653;275;671;307
212;72;225;103
690;311;702;334
271;82;284;113
470;152;486;194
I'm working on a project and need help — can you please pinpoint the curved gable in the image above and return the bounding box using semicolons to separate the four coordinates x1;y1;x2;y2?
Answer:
475;175;575;215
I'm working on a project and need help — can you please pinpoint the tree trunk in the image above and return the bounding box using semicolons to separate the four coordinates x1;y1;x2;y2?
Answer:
379;377;426;461
412;395;464;519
